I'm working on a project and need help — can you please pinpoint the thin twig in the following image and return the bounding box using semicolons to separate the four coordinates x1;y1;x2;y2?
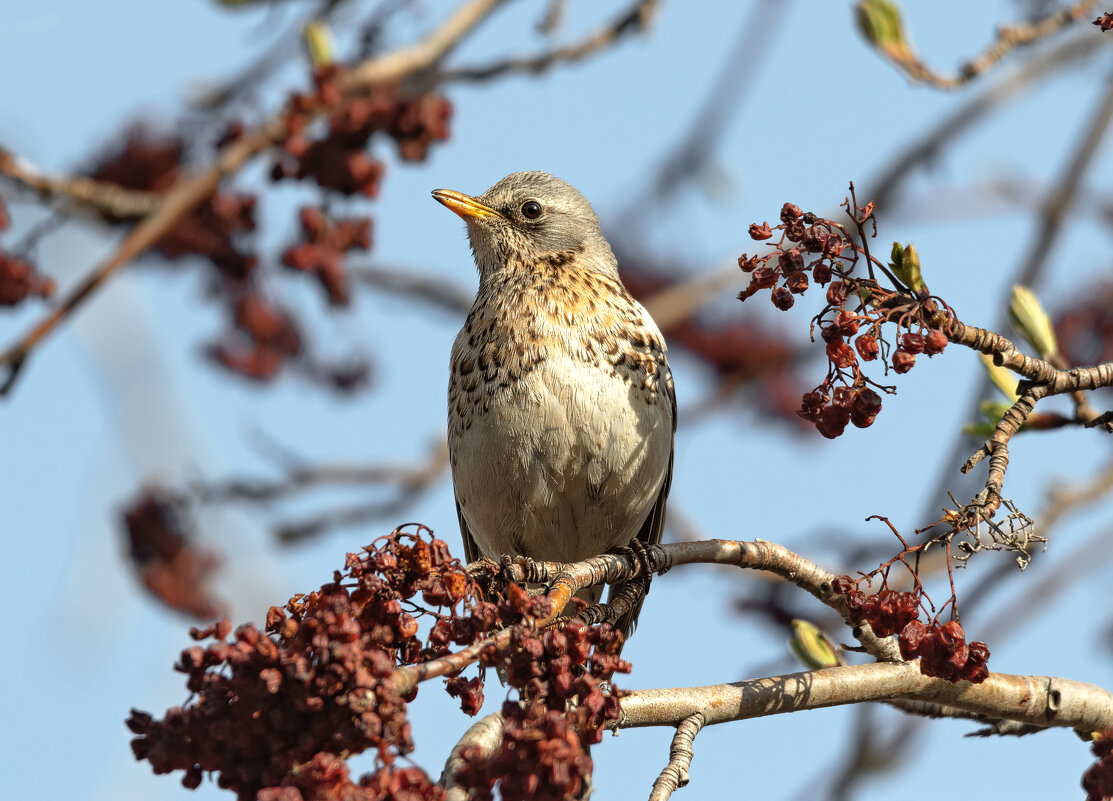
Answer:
648;712;706;801
436;0;659;82
871;0;1097;90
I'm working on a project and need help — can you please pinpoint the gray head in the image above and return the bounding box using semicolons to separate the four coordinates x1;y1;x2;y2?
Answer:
432;172;618;282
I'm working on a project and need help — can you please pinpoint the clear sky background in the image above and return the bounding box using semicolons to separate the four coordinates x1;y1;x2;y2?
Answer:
3;2;1113;800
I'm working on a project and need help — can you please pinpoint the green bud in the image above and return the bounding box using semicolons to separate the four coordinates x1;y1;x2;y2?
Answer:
980;354;1020;403
1008;284;1058;360
789;619;841;670
890;241;925;293
855;0;911;60
303;20;335;67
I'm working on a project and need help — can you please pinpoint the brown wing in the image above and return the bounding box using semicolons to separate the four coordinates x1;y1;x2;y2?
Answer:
455;496;481;565
608;376;676;640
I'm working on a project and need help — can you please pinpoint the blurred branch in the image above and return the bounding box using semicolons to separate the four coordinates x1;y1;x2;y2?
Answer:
640;262;740;330
641;0;786;207
863;0;1097;90
195;442;449;504
353;264;473;314
0;145;160;218
436;0;660;82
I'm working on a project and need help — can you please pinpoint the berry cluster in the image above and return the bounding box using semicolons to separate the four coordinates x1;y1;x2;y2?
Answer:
737;196;952;438
206;293;302;382
0;198;55;306
282;206;371;306
833;576;990;683
619;253;807;427
127;528;478;800
456;616;629;801
122;490;224;619
272;66;452;196
88;134;259;279
1083;728;1113;801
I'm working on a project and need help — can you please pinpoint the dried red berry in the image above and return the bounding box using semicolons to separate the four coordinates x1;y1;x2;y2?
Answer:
901;332;925;354
892;348;915;373
924;329;948;355
749;222;773;240
826;340;856;369
750;266;778;289
834;310;859;337
816;404;850;439
770;287;794;310
826;281;848;306
785;271;809;294
855;334;879;361
778;248;804;273
780;203;803;223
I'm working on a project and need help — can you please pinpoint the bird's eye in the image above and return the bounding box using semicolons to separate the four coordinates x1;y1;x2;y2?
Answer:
520;200;543;220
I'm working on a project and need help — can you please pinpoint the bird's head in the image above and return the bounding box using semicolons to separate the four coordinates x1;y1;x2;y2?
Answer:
432;171;618;282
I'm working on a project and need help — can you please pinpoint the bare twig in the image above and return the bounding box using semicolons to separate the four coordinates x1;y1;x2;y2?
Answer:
0;146;161;218
436;0;659;82
648;712;706;801
271;445;450;543
870;0;1097;90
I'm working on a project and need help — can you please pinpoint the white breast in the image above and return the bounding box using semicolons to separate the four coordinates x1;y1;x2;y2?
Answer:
450;351;673;564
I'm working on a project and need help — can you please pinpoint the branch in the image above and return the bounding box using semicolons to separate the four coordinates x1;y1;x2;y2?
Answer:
0;146;160;218
441;712;504;800
648;712;706;801
353;264;473;314
868;0;1098;90
436;0;660;82
616;661;1113;736
193;443;449;504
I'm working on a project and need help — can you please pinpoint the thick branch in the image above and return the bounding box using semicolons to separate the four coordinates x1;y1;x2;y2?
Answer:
617;661;1113;735
441;712;504;800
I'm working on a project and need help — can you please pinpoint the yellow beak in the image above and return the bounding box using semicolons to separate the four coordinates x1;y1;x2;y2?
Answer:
432;189;504;221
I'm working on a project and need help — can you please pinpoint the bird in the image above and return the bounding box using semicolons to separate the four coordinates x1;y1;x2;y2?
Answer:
433;171;675;638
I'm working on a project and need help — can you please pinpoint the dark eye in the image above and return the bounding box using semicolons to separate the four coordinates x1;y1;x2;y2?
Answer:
520;200;543;220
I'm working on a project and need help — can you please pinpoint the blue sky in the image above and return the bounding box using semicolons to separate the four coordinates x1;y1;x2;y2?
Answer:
3;2;1113;800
